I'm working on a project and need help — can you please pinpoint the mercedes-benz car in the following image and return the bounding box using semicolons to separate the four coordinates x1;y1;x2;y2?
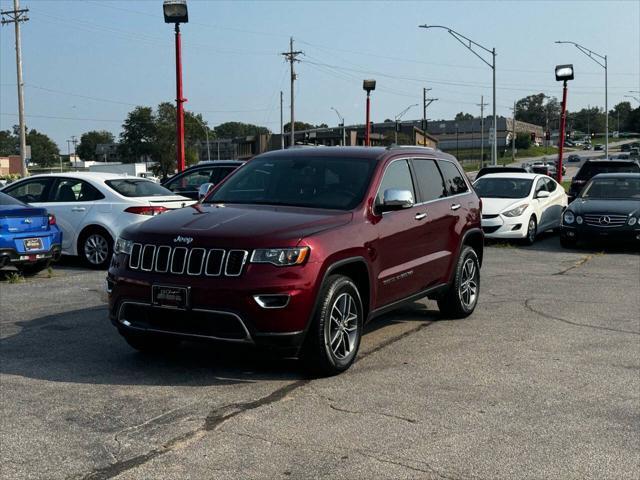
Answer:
107;146;483;375
560;173;640;248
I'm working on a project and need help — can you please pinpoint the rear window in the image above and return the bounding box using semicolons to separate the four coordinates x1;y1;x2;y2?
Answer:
576;162;640;180
106;179;174;197
0;192;25;206
438;160;469;195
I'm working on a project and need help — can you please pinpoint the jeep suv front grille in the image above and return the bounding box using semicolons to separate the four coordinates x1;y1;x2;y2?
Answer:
129;244;248;277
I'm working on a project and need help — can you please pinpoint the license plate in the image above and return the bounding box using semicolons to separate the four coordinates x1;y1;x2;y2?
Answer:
152;285;190;309
23;238;43;251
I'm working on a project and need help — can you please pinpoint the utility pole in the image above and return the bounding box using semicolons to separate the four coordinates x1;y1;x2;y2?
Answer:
280;90;284;149
66;139;72;171
281;37;303;147
422;88;437;146
511;100;516;162
71;136;78;160
1;0;29;177
477;96;488;168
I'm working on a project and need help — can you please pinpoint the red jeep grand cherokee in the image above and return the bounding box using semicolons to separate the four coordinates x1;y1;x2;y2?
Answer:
107;146;483;375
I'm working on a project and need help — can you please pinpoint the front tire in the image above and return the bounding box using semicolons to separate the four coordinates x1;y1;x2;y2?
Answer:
523;216;537;245
302;275;363;376
79;228;113;269
437;246;480;319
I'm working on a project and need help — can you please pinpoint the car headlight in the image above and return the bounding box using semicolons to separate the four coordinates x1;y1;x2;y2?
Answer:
250;247;309;266
629;217;638;226
502;204;529;217
114;237;134;255
563;211;575;224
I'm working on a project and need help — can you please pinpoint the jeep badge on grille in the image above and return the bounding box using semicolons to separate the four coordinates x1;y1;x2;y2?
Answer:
173;235;193;245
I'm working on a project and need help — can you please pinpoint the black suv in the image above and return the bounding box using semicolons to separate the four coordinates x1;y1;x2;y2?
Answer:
162;161;244;200
568;159;640;201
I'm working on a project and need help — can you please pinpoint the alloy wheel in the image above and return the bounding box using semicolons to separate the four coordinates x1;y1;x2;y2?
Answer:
528;218;536;243
458;258;478;310
327;292;359;360
84;233;109;265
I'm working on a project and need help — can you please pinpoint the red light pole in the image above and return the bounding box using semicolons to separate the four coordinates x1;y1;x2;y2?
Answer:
363;79;376;146
555;64;574;184
164;1;188;172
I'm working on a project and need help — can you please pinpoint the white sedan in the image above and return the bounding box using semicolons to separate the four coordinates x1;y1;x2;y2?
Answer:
473;173;568;244
1;172;195;268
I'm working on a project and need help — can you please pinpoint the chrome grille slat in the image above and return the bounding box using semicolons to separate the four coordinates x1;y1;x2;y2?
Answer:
583;213;628;228
127;244;245;277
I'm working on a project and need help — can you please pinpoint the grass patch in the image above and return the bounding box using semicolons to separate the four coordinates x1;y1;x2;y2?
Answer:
561;180;571;193
6;272;25;284
47;266;53;278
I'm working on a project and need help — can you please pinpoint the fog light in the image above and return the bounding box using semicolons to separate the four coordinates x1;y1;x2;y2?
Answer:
629;217;638;226
253;294;290;309
567;231;575;237
576;216;583;224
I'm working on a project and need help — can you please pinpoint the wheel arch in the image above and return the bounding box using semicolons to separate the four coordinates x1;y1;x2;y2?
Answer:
76;223;115;254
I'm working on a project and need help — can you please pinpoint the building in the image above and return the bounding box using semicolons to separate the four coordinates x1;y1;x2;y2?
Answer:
0;155;23;175
95;143;121;162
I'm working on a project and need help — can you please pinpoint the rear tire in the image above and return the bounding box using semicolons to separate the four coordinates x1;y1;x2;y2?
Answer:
120;330;181;353
437;246;480;319
79;228;113;269
302;275;363;377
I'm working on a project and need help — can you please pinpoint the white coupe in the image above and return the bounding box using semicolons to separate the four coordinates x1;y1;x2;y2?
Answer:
473;173;568;244
1;172;195;268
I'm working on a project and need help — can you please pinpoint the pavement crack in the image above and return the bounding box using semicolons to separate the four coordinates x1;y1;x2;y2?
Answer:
553;255;593;275
524;298;639;335
359;321;434;360
328;403;418;424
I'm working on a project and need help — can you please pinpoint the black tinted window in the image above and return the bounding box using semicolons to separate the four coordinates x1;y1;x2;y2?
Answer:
576;162;640;180
207;156;376;210
165;168;213;193
544;178;557;192
376;160;415;207
4;178;53;203
411;159;446;202
51;179;104;202
438;160;469;195
211;167;238;184
582;177;640;199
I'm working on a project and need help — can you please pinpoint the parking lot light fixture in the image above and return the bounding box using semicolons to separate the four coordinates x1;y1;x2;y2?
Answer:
363;80;376;147
419;25;497;166
555;41;607;158
555;63;574;184
163;0;189;172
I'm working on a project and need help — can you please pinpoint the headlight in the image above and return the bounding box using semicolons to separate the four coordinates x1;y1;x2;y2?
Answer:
114;237;134;255
629;217;638;226
502;204;529;217
250;247;309;266
563;211;575;224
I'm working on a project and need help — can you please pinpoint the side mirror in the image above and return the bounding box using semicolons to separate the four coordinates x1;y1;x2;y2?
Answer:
380;188;414;212
536;190;550;199
198;182;215;201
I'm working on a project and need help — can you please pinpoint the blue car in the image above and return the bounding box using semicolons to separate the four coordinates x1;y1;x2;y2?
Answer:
0;191;62;274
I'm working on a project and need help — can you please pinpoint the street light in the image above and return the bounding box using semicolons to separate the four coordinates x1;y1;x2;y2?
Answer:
363;80;376;146
555;41;608;158
555;64;574;184
331;107;346;146
394;103;419;144
419;25;497;165
163;0;188;172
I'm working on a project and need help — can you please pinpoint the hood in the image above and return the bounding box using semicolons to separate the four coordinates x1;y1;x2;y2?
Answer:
124;203;353;248
568;198;640;216
481;197;528;215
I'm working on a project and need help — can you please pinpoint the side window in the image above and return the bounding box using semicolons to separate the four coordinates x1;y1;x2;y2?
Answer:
210;167;237;184
534;178;547;194
411;159;446;202
545;178;557;192
375;160;415;207
51;179;104;202
3;178;53;203
167;168;213;192
438;160;469;196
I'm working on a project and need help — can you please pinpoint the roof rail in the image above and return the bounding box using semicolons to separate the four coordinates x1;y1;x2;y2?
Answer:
385;145;436;151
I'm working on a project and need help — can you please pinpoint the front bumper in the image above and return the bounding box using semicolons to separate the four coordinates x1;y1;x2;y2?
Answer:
561;224;640;242
481;215;527;239
107;253;322;353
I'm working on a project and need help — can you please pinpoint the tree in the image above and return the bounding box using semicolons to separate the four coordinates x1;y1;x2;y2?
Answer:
454;112;474;121
214;121;269;138
0;129;18;156
609;101;632;131
76;130;115;161
514;132;531;150
26;129;59;167
118;106;158;163
283;121;328;132
515;93;560;128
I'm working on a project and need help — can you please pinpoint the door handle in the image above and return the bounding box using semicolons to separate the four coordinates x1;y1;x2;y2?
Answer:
414;212;427;220
450;204;461;211
71;207;86;212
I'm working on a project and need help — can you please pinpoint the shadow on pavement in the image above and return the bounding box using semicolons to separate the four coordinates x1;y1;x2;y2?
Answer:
0;302;440;387
486;231;639;255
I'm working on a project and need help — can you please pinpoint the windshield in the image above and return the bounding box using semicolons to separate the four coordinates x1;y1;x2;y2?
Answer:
580;177;640;199
0;191;26;206
473;177;533;199
105;179;174;197
205;156;377;210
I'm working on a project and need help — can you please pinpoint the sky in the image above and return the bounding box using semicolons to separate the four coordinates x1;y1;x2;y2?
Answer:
1;0;639;151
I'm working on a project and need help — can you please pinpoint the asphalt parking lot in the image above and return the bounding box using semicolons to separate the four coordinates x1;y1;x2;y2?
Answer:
1;236;638;480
